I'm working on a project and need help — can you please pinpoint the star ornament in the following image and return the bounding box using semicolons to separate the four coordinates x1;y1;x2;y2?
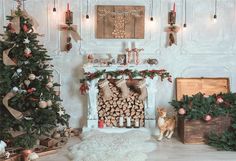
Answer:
24;38;30;44
58;109;65;116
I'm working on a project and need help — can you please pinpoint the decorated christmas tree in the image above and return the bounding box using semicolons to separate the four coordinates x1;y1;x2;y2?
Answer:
0;1;69;149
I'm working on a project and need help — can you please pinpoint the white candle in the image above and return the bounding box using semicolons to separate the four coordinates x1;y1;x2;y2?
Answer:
135;119;139;128
127;117;131;127
119;116;124;127
131;42;136;49
127;41;132;49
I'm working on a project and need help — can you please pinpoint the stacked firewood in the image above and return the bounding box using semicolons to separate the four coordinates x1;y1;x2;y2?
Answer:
98;81;145;127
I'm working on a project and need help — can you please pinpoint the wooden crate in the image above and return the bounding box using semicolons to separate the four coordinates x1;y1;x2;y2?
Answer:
176;78;231;144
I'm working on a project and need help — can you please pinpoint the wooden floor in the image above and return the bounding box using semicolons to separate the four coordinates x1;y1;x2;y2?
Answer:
38;136;236;161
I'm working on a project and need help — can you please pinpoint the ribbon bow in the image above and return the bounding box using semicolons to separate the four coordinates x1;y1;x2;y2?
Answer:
10;9;39;34
59;25;81;52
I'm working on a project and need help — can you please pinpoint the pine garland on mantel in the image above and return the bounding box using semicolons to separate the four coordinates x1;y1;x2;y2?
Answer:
80;69;172;95
171;92;236;151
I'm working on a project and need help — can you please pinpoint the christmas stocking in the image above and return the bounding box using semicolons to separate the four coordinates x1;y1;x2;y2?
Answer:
99;79;113;100
116;79;130;99
138;80;148;101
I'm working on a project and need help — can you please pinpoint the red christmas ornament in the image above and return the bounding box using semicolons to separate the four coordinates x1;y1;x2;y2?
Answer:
98;120;104;128
27;88;36;94
204;114;212;122
178;108;186;115
23;24;29;32
66;43;72;51
66;37;72;51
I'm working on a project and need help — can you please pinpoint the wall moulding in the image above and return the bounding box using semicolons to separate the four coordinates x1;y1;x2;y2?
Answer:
180;0;236;56
79;0;161;55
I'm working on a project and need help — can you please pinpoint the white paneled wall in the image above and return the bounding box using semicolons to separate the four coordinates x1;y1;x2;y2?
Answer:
1;0;236;128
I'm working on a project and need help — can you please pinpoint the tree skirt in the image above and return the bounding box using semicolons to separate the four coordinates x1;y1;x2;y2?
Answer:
68;130;157;161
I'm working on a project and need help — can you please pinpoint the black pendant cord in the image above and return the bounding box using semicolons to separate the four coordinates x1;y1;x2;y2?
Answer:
184;0;187;27
150;0;154;21
53;0;56;12
86;0;89;19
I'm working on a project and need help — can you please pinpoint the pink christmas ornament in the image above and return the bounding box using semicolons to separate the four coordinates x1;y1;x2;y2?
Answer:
178;108;186;115
204;115;212;122
217;97;224;104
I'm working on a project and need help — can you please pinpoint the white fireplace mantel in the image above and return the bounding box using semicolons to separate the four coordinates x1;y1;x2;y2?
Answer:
83;64;160;129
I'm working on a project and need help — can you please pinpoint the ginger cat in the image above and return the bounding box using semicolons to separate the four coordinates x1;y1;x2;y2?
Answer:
157;108;176;141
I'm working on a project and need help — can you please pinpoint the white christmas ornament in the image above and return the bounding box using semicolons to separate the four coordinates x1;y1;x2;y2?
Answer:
47;100;53;107
24;61;29;64
29;74;36;80
46;82;53;88
24;80;31;87
58;109;65;116
39;101;47;108
12;87;19;92
16;68;22;73
23;38;30;44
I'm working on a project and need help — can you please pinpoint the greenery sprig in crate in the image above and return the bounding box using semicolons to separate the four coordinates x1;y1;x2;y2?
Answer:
170;92;236;150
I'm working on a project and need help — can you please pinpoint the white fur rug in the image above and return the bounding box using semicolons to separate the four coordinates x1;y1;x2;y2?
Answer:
68;130;157;161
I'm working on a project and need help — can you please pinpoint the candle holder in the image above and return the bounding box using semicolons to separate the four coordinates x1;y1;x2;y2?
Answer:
119;116;124;128
134;119;140;128
65;3;73;25
168;11;176;25
126;117;132;128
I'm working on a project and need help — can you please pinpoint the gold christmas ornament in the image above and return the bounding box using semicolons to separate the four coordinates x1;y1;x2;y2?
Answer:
39;101;47;108
47;100;53;107
24;80;31;87
28;74;36;80
46;82;53;88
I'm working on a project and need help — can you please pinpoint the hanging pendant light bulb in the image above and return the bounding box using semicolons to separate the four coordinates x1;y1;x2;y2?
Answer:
150;0;154;21
53;0;56;15
183;0;187;29
213;0;217;23
86;0;89;19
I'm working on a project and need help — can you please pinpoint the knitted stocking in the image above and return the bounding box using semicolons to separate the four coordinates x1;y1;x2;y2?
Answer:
138;80;148;101
99;79;113;100
116;79;130;99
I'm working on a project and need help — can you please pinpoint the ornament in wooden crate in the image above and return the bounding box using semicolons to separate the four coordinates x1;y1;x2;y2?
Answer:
60;3;81;52
165;3;180;47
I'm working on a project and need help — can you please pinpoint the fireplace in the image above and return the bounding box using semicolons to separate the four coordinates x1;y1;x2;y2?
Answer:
97;79;145;127
83;64;159;129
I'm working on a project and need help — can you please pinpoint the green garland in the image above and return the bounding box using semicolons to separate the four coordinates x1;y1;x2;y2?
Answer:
170;92;236;151
79;69;172;95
